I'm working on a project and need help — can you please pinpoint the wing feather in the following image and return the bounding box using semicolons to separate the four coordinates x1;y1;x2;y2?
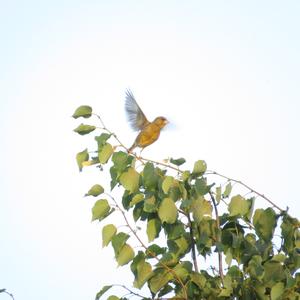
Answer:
125;89;150;131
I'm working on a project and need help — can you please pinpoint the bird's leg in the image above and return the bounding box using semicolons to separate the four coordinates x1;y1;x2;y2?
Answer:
139;148;145;157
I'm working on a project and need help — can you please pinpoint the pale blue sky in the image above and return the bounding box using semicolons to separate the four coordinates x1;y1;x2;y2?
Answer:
1;1;300;299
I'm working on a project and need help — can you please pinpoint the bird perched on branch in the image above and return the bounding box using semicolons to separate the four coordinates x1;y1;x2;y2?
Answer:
125;89;168;153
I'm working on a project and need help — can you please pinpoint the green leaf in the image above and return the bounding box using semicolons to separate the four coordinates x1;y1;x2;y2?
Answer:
121;190;132;210
158;198;177;224
191;196;212;223
271;282;284;300
111;232;130;255
129;193;144;207
223;182;232;198
253;208;277;242
131;251;145;276
173;263;189;281
272;253;286;263
73;123;96;135
281;215;300;253
178;182;188;200
164;221;185;240
181;170;190;182
143;163;158;190
95;285;112;300
147;218;161;242
149;268;173;294
228;195;249;217
135;261;152;288
170;157;186;166
162;176;175;194
263;261;286;285
133;203;143;222
218;289;232;297
194;178;212;195
216;186;222;203
72;105;92;119
99;143;113;164
247;255;264;280
225;248;233;266
190;272;207;289
76;149;89;171
192;160;207;175
112;151;132;172
119;167;140;193
116;244;135;266
102;224;117;247
143;195;157;213
85;184;104;197
92;199;110;221
245;197;255;220
81;158;99;167
170;236;189;256
107;296;119;300
169;186;181;202
95;133;111;147
157;284;173;298
146;244;166;257
218;274;233;297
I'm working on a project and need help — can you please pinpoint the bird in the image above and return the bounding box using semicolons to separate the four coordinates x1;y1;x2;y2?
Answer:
125;89;168;153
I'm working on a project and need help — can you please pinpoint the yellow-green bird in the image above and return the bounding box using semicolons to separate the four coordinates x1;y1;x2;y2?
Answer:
125;89;168;152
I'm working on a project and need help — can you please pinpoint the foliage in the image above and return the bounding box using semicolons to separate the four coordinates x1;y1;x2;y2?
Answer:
73;105;300;300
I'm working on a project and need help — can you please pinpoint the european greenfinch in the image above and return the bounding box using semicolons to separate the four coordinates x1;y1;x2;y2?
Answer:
125;89;168;152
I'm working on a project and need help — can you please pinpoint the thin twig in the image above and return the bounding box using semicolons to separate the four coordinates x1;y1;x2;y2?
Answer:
93;113;130;152
187;214;199;273
138;156;183;173
113;284;147;299
209;191;224;287
207;171;284;212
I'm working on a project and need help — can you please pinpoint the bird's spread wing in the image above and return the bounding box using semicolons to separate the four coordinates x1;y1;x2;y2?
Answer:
125;89;150;131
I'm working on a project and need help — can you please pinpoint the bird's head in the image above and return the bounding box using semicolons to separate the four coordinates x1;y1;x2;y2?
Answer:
153;116;169;129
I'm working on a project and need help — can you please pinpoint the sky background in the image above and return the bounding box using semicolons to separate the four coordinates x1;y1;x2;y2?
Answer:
1;1;300;299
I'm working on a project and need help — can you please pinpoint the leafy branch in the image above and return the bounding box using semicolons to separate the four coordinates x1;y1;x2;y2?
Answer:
73;105;300;300
92;110;284;216
108;194;188;299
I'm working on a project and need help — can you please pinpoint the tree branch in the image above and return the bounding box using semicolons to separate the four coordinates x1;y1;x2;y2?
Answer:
207;170;284;212
187;214;199;273
138;156;182;173
113;284;147;299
